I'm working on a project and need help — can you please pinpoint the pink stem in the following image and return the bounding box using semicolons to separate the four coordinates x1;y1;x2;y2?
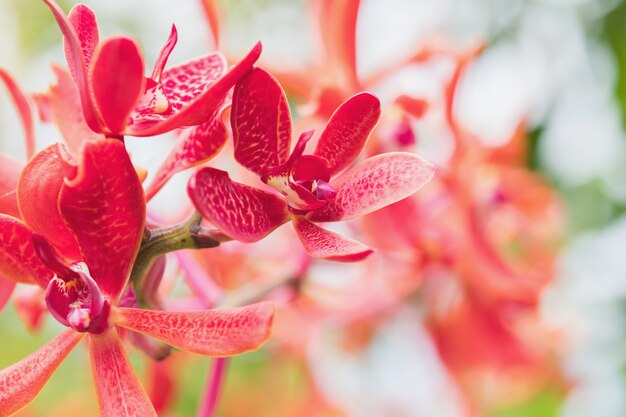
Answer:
197;357;228;417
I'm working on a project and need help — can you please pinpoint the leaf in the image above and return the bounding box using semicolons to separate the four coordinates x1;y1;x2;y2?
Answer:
231;67;292;176
113;302;274;356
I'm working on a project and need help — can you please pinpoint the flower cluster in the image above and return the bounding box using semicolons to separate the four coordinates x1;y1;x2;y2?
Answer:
0;1;440;416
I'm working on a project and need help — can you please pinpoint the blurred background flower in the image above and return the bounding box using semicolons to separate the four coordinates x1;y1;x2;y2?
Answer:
1;0;625;416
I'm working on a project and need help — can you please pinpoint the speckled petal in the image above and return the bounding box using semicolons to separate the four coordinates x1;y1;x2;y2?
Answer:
17;143;81;260
0;329;84;416
89;328;157;417
113;302;274;356
231;67;291;176
59;140;145;301
188;167;289;243
314;92;380;175
308;152;435;222
292;216;373;261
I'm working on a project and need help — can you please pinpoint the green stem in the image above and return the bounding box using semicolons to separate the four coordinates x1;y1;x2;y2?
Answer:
130;211;229;306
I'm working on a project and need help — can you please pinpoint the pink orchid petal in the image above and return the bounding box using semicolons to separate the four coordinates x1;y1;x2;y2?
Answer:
308;152;435;222
145;102;228;201
91;37;146;135
0;215;52;287
0;329;84;416
150;25;178;81
59;140;145;301
129;43;262;136
0;153;23;219
67;4;99;69
17;143;81;260
318;0;361;90
43;0;104;132
48;65;102;154
199;0;221;48
0;277;15;312
113;302;274;356
231;67;292;176
314;92;380;175
188;167;289;243
0;68;35;159
89;329;157;417
292;216;373;261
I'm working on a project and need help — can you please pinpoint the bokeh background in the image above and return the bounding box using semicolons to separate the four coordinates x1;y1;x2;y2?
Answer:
1;0;626;416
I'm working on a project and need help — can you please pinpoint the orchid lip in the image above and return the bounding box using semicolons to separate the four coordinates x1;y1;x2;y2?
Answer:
44;262;109;333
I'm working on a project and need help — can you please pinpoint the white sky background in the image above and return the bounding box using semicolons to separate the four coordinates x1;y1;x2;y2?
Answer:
1;0;626;415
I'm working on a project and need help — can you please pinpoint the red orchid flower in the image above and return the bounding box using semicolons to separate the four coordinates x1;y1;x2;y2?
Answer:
188;68;435;261
0;140;273;416
43;0;261;138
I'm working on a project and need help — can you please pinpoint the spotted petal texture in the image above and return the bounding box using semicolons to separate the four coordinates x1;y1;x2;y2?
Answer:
114;302;274;356
188;167;289;243
0;68;35;159
314;92;380;175
0;154;23;218
91;37;146;135
67;4;99;69
0;215;53;287
292;216;373;261
308;152;435;222
59;140;145;301
89;329;157;417
129;43;261;136
17;144;81;260
145;102;228;200
0;330;84;417
231;67;292;176
44;0;103;132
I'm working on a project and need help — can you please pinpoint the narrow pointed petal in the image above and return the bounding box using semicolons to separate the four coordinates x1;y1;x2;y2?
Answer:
91;37;146;135
308;152;435;222
292;216;373;261
48;65;102;154
188;167;289;243
59;140;145;301
67;4;99;69
0;68;35;159
150;25;178;81
129;43;262;136
199;0;221;48
113;302;274;356
231;67;291;176
145;103;228;201
0;214;53;287
43;0;104;132
89;329;157;417
0;278;15;312
17;143;81;260
0;153;23;218
318;0;361;89
314;92;380;175
0;329;84;416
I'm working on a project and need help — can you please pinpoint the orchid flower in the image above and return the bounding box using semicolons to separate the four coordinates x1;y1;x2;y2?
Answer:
188;68;435;261
43;0;260;138
0;140;274;417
